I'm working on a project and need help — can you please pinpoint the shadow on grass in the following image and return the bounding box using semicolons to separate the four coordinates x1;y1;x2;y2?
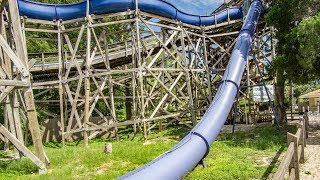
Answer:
261;146;286;179
217;125;296;151
0;158;37;175
161;125;190;140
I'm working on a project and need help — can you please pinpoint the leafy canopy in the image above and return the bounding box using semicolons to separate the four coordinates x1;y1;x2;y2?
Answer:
265;0;320;84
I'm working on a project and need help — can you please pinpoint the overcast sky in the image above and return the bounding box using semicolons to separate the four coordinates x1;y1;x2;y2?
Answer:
164;0;227;15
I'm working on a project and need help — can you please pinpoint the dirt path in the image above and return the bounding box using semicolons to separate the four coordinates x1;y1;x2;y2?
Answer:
299;126;320;180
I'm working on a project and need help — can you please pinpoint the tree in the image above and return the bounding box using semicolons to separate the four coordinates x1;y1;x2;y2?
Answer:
265;0;320;124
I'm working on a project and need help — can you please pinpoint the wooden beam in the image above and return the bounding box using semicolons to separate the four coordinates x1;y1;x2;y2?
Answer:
0;79;30;87
0;124;47;174
8;0;47;164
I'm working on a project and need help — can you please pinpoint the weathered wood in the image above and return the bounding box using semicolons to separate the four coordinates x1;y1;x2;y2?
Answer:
0;79;29;87
0;34;28;77
57;21;65;145
0;124;47;174
9;0;47;164
273;142;294;180
297;119;305;163
13;92;24;145
287;132;299;180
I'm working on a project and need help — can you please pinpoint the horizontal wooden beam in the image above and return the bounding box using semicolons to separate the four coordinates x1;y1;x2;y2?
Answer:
0;79;30;87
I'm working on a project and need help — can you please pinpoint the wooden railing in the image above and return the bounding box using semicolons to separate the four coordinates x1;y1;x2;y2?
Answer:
273;117;308;180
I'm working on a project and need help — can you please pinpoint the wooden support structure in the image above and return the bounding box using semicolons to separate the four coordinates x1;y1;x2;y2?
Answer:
0;0;48;172
0;0;274;152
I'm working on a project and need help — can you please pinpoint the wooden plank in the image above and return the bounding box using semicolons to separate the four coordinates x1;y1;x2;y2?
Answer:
83;11;91;147
0;79;29;87
273;142;294;180
0;124;47;174
9;0;47;164
288;132;299;180
13;92;24;146
0;34;28;77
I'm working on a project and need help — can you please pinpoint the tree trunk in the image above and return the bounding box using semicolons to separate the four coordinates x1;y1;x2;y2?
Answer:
274;69;287;125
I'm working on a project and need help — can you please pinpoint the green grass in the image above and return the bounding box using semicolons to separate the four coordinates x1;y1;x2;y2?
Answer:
0;124;295;180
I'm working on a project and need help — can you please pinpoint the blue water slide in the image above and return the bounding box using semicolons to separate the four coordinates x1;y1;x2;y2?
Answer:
17;0;263;179
119;0;263;179
17;0;243;26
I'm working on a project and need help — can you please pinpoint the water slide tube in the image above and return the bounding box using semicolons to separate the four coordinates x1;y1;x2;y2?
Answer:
18;0;243;26
17;0;263;179
119;1;263;179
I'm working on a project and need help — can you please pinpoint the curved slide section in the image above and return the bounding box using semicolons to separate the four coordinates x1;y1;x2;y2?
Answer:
18;0;263;179
119;1;263;179
18;0;243;26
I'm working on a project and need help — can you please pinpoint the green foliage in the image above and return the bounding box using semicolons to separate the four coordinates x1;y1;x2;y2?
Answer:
295;13;320;79
266;0;320;83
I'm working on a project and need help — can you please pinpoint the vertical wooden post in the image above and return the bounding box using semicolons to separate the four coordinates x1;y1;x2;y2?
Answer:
103;32;119;140
181;31;196;126
158;30;165;132
130;26;137;134
3;107;9;151
125;71;132;121
5;96;19;155
57;20;65;145
244;97;248;124
8;1;46;163
83;0;90;147
13;92;24;144
135;0;147;140
287;132;299;180
290;82;293;121
202;31;212;103
303;112;309;138
246;59;252;124
297;120;305;163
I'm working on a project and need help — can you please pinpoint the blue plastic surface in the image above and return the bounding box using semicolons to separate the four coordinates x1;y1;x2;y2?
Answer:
17;0;263;178
17;0;243;26
118;1;263;179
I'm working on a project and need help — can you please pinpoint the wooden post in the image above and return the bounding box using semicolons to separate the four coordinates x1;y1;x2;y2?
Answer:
13;92;23;144
130;26;137;134
304;112;309;138
8;0;46;164
246;59;252;124
287;132;299;180
83;0;91;147
244;98;248;124
125;81;132;121
135;1;147;140
203;31;212;103
290;83;293;121
5;96;19;155
297;120;305;163
181;31;196;126
57;21;65;145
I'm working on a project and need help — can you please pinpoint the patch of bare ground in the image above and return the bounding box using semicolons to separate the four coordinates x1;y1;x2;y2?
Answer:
96;161;130;175
299;126;320;180
143;137;171;145
220;122;271;134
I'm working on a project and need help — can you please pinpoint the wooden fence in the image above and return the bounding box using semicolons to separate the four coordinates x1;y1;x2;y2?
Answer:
273;117;308;180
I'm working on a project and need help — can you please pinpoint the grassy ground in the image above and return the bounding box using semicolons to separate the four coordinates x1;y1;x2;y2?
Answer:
0;124;295;180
